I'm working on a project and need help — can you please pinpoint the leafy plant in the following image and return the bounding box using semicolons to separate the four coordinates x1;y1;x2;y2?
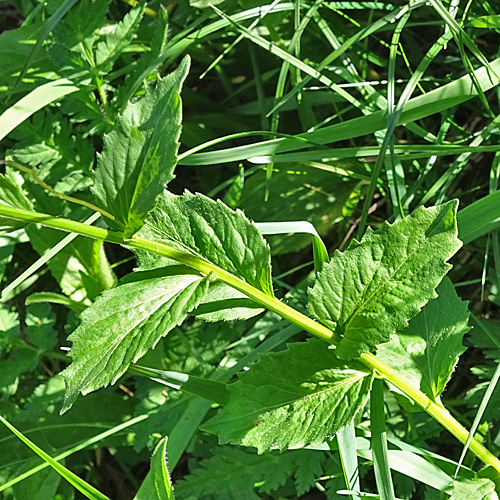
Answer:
2;1;500;499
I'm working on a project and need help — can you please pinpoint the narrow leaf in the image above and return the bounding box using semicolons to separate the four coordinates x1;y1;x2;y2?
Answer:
202;338;373;453
308;201;461;359
92;56;190;237
137;190;274;297
134;437;175;500
61;269;209;412
377;277;469;402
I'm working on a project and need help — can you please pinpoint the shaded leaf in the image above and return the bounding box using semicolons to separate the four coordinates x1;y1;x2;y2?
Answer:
92;56;190;236
138;190;274;297
308;201;461;359
61;269;209;412
203;338;373;453
95;6;145;72
377;277;469;402
175;447;324;500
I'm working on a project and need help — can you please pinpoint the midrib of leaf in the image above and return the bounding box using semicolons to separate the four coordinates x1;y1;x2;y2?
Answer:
344;239;437;332
1;203;500;474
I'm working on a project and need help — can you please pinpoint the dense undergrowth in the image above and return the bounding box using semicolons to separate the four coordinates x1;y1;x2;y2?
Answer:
2;1;500;499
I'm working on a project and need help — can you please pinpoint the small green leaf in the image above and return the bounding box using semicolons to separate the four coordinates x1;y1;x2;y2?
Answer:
308;201;461;359
137;190;274;297
377;278;469;402
134;437;175;500
92;56;190;237
61;269;209;413
202;338;373;453
95;6;145;72
0;169;33;232
449;478;498;500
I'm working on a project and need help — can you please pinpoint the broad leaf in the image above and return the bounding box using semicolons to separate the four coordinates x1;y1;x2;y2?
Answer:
203;338;373;453
92;56;190;237
308;201;461;359
377;278;469;402
61;269;209;412
450;478;498;500
137;190;274;297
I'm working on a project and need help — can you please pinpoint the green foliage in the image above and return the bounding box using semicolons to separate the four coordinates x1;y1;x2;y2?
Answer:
377;277;469;402
2;1;500;499
93;57;190;236
308;201;461;359
61;269;210;412
203;338;373;452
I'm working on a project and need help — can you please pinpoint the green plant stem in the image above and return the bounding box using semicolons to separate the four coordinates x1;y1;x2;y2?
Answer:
2;203;499;473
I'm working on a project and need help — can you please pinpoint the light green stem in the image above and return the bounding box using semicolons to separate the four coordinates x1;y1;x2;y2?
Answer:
2;204;499;473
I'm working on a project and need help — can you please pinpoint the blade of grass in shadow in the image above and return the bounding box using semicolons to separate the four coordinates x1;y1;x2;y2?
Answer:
370;379;396;500
0;415;112;500
0;79;79;141
0;413;149;492
454;317;500;477
7;0;80;102
337;422;361;500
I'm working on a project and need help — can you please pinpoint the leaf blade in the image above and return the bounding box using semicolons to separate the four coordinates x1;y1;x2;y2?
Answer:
308;201;462;359
202;338;373;453
92;56;190;237
61;269;209;412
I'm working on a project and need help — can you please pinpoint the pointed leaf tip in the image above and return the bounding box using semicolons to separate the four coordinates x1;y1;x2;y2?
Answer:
308;201;461;359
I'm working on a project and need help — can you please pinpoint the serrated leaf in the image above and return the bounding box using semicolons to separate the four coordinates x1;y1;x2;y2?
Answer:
202;339;373;453
377;278;469;402
137;190;274;297
450;478;499;500
114;6;170;106
61;269;209;413
92;56;190;237
175;447;323;500
134;437;174;500
308;201;461;359
95;6;145;72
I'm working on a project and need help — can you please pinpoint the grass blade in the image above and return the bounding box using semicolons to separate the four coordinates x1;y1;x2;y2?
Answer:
370;379;396;500
0;79;79;141
0;415;111;500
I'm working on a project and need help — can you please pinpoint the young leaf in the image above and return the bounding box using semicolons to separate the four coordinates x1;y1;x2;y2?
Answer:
376;278;469;402
202;338;373;453
61;269;209;413
137;190;274;297
308;201;461;359
92;56;190;237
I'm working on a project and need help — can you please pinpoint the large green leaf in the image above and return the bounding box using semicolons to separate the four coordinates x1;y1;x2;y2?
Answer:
92;56;190;237
308;201;461;359
377;278;469;403
61;269;209;413
137;190;274;297
202;339;373;453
